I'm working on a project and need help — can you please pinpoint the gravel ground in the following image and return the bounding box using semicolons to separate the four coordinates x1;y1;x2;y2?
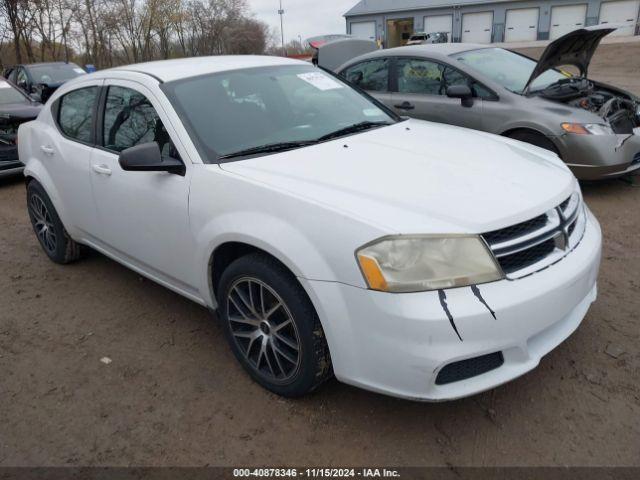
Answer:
1;42;639;467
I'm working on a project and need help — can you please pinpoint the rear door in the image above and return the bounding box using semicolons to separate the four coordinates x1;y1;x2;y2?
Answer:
390;57;485;130
39;81;103;236
88;79;197;290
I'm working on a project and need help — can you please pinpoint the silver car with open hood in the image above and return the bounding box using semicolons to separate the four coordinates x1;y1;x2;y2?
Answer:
326;26;640;180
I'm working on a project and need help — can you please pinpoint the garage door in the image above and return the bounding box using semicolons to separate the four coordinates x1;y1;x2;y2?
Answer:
462;12;494;43
599;0;640;36
350;21;376;41
424;14;453;42
549;4;587;40
505;8;540;42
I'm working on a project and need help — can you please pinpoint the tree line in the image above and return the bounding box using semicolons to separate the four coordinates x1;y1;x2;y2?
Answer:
0;0;276;69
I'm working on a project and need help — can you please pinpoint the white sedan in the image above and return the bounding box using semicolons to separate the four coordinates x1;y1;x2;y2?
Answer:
18;56;602;400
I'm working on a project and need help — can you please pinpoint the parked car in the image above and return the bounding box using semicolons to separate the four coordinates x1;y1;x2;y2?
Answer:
19;56;601;400
406;32;448;45
0;77;42;178
329;26;640;180
4;62;86;103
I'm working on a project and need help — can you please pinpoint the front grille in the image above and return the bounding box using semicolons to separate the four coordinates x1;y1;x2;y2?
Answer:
435;352;504;385
482;193;584;279
497;238;556;274
483;214;547;245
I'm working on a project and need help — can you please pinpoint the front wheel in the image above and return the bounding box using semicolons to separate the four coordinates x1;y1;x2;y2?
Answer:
218;253;332;397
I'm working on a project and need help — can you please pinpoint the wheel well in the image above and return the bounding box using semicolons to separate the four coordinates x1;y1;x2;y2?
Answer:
501;127;547;139
210;242;294;300
501;128;561;157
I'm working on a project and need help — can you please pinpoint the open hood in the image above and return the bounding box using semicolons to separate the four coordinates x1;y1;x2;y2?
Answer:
522;26;615;94
314;38;378;71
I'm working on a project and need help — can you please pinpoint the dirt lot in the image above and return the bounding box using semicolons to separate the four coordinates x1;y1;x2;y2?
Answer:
1;42;640;468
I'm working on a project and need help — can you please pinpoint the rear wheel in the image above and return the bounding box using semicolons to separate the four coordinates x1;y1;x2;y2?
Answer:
26;180;83;264
218;253;332;397
507;130;560;157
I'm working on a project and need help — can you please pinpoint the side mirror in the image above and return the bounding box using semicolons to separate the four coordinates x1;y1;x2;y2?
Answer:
446;84;474;107
119;142;185;176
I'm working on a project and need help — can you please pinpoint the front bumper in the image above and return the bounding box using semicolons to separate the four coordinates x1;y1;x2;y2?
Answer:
301;208;602;401
555;131;640;180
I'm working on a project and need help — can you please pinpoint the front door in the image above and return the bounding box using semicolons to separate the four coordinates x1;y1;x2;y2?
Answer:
88;80;197;291
391;57;485;130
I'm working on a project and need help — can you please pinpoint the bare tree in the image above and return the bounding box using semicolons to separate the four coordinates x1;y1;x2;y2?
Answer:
0;0;274;68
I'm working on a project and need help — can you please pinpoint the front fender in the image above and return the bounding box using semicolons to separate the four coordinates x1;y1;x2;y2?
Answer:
195;211;338;308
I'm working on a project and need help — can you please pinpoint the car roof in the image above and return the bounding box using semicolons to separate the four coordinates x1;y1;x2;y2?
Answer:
101;55;307;83
354;43;492;62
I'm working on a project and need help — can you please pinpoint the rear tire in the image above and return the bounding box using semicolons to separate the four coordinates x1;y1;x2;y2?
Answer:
507;130;560;157
217;252;332;397
26;180;83;264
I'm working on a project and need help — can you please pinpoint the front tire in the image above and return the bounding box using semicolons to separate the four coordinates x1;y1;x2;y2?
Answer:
218;253;332;397
26;180;83;264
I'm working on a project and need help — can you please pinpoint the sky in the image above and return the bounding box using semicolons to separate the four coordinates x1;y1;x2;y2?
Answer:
247;0;357;45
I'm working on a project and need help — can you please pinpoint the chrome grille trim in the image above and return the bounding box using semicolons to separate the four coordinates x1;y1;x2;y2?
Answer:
482;193;586;279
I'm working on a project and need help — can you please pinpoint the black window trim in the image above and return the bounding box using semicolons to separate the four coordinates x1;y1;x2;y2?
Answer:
392;55;500;101
52;84;101;147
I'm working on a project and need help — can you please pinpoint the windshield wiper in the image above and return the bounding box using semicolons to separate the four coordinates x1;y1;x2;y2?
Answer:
218;140;318;160
317;121;392;142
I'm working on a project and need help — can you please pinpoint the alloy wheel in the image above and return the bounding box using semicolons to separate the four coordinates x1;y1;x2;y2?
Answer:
29;193;57;254
226;277;302;383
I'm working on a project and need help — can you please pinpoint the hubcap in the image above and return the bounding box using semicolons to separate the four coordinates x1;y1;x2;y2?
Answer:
226;277;301;383
29;193;57;254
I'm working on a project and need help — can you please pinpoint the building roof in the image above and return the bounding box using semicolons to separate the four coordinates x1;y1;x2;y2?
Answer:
345;0;514;16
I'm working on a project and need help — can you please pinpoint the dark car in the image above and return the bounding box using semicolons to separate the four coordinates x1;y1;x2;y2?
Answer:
4;62;86;103
0;77;42;178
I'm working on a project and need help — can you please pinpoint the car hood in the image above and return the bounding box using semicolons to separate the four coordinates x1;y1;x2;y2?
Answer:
523;26;615;93
219;120;575;234
0;102;41;124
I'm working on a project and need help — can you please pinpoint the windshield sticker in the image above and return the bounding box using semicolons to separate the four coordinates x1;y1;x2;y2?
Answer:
297;72;343;91
0;81;11;89
363;108;384;117
73;68;86;74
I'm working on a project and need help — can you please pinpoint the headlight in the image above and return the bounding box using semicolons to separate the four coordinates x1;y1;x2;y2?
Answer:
356;235;504;293
561;123;614;135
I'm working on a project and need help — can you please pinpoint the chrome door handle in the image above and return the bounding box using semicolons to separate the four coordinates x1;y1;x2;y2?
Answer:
40;145;55;155
92;164;112;176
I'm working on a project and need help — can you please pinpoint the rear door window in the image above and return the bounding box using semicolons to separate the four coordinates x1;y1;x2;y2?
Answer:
57;87;98;143
343;59;390;92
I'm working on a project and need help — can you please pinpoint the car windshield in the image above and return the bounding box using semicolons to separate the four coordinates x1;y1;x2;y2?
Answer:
453;48;569;93
28;64;85;84
162;64;396;161
0;80;29;105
